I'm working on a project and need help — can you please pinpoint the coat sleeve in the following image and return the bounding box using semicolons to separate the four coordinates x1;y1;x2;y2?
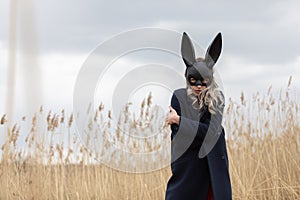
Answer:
170;93;209;141
170;93;181;134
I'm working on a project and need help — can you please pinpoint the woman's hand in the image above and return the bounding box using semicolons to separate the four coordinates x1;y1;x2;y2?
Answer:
165;106;180;125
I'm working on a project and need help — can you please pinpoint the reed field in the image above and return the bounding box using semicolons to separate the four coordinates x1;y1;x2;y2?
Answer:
0;79;299;199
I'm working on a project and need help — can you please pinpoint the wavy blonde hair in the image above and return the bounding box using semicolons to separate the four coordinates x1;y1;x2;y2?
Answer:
186;58;225;115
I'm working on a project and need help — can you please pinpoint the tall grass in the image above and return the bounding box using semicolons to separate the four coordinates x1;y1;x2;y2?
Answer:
0;80;299;199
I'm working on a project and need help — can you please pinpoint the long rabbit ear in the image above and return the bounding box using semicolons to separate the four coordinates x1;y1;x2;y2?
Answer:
205;32;222;69
181;32;196;67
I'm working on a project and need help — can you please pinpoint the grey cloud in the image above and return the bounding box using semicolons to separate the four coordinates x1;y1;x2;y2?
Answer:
2;0;300;67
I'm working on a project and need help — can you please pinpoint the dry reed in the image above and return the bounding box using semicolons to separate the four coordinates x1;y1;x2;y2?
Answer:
0;82;299;199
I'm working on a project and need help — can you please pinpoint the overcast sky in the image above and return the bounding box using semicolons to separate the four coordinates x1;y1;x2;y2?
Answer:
1;0;300;123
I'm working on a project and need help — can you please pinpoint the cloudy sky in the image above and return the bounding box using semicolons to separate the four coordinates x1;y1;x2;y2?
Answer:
0;0;300;123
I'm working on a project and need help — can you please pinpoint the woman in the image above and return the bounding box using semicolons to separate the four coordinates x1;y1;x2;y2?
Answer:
165;32;232;200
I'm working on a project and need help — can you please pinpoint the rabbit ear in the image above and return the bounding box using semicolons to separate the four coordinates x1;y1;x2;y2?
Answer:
205;32;222;69
181;32;196;67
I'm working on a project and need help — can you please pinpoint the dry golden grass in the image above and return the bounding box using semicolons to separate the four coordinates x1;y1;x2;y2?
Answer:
0;80;299;199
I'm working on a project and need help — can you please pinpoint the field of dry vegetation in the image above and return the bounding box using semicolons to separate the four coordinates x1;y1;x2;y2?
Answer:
0;80;299;199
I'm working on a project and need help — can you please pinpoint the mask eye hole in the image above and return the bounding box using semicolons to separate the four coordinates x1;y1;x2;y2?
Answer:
189;77;197;84
189;76;209;86
202;79;209;86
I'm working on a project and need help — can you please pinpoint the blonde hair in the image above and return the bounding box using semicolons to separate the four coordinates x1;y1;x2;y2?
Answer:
186;58;225;115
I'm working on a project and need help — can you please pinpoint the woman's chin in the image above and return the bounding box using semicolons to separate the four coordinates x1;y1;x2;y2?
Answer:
193;91;201;96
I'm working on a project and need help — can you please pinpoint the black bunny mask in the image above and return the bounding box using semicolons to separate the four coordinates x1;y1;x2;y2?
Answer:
181;32;222;86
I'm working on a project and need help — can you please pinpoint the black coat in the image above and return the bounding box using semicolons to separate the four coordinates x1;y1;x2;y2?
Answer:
165;88;232;200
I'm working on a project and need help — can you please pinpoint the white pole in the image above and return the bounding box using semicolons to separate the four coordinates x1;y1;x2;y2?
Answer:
6;0;18;126
19;0;42;119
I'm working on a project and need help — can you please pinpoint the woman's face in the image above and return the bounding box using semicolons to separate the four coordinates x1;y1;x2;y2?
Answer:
189;77;207;96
